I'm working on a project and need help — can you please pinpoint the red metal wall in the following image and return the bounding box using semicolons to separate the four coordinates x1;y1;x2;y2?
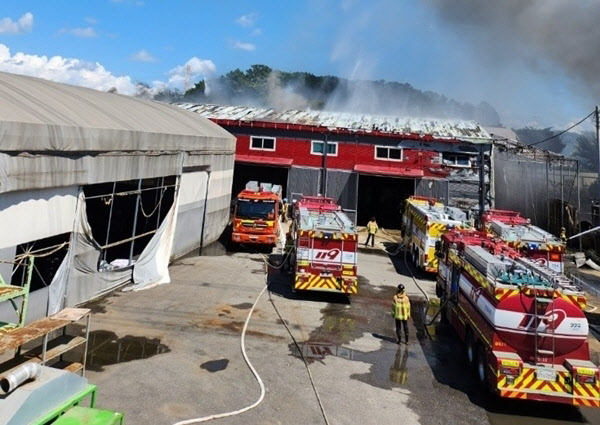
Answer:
235;134;448;178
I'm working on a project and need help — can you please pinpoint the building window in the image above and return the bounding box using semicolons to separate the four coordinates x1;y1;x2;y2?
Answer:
375;146;403;161
311;141;338;156
442;153;471;167
250;136;276;151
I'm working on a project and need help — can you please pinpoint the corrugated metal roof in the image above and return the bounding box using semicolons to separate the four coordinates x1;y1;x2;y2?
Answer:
178;103;492;143
0;72;235;152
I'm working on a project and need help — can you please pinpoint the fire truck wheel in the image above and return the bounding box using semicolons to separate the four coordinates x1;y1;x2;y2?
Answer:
466;329;476;367
477;345;487;386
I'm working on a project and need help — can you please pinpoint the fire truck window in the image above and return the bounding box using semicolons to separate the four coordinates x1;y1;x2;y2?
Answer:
236;201;275;219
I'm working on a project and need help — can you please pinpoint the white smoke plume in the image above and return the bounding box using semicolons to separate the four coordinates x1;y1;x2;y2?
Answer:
266;71;309;111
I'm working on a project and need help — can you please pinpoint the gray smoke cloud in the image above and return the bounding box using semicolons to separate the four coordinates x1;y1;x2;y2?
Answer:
426;0;600;98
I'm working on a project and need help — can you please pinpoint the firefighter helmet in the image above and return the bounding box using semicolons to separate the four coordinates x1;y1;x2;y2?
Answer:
397;284;405;293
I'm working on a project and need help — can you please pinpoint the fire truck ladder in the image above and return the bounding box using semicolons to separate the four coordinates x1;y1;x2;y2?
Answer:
533;290;556;366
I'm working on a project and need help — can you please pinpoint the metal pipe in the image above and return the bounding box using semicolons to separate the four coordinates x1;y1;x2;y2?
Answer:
199;172;211;255
568;225;600;240
129;179;142;264
321;134;329;196
156;176;165;229
560;159;564;231
0;362;41;394
577;161;582;252
103;182;117;262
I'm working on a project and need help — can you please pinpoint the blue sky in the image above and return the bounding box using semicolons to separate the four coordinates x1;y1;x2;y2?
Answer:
0;0;596;129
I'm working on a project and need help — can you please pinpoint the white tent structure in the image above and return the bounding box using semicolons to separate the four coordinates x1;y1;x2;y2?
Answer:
0;72;235;323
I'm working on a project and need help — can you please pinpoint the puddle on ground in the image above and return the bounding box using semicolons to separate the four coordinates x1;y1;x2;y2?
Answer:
232;303;253;310
78;330;170;372
200;359;229;373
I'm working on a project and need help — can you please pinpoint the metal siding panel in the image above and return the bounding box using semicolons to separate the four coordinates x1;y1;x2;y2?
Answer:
415;178;449;204
287;167;321;199
325;170;358;223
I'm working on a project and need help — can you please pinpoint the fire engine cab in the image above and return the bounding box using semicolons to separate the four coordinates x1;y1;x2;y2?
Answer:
291;196;358;295
231;181;282;246
436;229;599;407
482;209;565;273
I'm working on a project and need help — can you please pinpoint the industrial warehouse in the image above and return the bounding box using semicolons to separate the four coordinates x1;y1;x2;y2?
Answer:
0;78;599;423
0;72;235;325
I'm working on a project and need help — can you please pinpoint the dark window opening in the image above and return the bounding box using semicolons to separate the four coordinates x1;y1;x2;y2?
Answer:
83;176;177;271
250;136;276;151
11;233;70;293
375;146;403;161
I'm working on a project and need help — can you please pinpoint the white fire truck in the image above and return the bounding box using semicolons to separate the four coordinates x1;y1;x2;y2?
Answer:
401;196;468;272
290;196;358;295
436;229;599;407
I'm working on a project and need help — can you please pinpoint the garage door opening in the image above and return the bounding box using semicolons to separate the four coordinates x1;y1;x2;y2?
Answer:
232;163;289;200
357;175;414;229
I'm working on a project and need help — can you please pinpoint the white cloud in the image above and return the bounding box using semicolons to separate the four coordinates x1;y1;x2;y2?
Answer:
130;49;156;62
236;13;258;28
0;43;137;95
0;44;218;97
230;40;256;52
0;12;34;35
58;27;98;38
250;28;263;37
84;17;97;25
156;57;216;90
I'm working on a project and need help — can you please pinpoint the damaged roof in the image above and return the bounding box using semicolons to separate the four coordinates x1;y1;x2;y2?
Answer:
178;103;492;143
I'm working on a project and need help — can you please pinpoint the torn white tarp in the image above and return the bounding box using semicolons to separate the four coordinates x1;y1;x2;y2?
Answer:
0;186;78;249
129;196;179;291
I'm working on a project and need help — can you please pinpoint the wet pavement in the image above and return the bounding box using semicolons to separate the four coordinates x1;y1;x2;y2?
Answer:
80;241;600;425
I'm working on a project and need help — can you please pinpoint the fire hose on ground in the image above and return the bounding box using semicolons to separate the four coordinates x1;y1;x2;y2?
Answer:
174;244;330;425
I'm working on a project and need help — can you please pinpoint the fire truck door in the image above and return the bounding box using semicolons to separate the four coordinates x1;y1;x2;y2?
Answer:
450;266;460;304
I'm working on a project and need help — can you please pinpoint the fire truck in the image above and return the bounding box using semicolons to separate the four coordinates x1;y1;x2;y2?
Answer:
231;181;282;246
401;196;469;272
482;209;566;273
436;229;599;407
291;196;358;294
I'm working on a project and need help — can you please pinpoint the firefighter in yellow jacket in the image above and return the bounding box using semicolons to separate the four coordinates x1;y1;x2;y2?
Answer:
392;284;411;344
365;217;378;247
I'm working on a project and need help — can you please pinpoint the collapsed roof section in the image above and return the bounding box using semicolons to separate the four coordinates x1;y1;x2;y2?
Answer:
0;72;235;153
178;103;493;144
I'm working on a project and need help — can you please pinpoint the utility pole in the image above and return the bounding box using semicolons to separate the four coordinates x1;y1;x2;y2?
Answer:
478;144;486;230
596;105;600;209
321;133;329;196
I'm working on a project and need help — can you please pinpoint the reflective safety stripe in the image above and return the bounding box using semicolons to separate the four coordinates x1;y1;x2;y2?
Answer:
393;295;411;320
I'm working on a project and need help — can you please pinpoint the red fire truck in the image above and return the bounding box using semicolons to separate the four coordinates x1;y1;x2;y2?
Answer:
291;196;358;294
231;181;282;246
436;229;599;407
482;209;565;273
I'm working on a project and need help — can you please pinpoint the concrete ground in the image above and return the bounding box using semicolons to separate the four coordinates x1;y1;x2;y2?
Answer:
74;236;600;425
